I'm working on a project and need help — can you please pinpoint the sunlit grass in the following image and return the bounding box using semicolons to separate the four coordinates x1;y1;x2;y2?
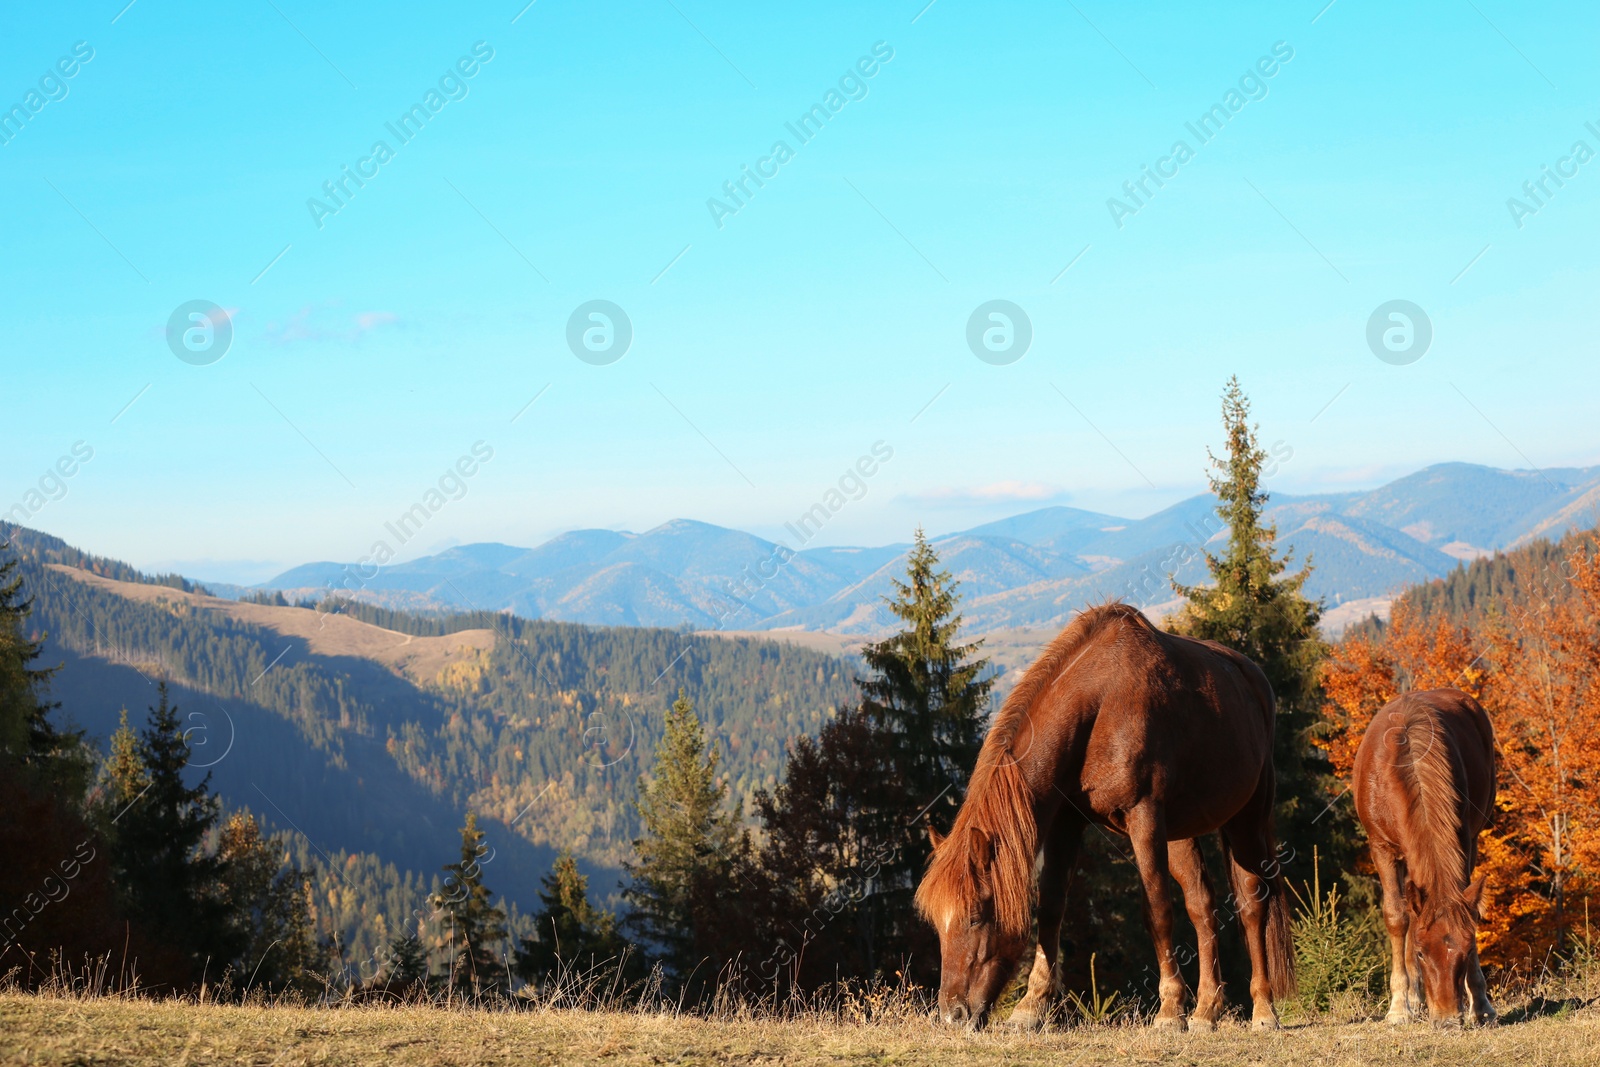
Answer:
6;952;1600;1067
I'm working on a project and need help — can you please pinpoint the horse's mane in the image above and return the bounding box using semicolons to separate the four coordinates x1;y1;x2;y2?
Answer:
915;603;1146;942
1391;700;1472;922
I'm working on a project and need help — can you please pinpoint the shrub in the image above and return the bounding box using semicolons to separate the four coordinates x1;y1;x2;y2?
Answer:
1291;852;1387;1019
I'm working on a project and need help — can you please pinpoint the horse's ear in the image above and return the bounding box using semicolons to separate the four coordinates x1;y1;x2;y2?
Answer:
1464;873;1486;916
965;826;995;898
1404;879;1426;915
967;826;993;864
926;821;946;852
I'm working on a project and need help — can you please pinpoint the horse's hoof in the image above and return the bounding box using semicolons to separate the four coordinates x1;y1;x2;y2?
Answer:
1152;1014;1187;1033
1187;1016;1218;1033
1384;1011;1414;1026
1005;1007;1045;1031
1432;1016;1463;1031
1252;1015;1280;1032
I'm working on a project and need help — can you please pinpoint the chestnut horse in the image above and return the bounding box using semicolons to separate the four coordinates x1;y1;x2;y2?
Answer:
915;603;1295;1031
1353;688;1496;1026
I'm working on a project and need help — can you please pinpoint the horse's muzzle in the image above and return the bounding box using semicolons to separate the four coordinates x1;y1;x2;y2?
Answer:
940;1001;986;1030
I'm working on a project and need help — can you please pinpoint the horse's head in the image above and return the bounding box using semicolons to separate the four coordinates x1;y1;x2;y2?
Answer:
917;823;1031;1029
1406;874;1485;1025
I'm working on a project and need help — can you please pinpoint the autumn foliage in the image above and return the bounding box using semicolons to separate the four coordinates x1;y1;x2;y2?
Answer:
1318;533;1600;973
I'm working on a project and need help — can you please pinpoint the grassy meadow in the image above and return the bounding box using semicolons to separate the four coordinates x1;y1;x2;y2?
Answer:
6;987;1600;1066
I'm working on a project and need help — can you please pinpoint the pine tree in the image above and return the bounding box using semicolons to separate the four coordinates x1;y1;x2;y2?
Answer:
92;708;153;870
859;528;993;831
859;529;992;966
106;681;236;979
0;539;85;792
1169;377;1329;871
215;812;324;994
624;689;738;978
736;534;993;987
384;933;429;991
746;702;899;989
514;850;625;987
99;709;150;811
431;812;509;997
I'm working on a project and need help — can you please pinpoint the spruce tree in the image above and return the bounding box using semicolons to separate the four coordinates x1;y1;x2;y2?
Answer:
624;689;738;978
744;533;993;985
747;702;899;989
858;530;992;927
0;540;85;792
100;709;150;810
515;850;624;987
1169;377;1329;871
215;812;324;993
384;933;430;991
106;681;236;979
431;812;509;996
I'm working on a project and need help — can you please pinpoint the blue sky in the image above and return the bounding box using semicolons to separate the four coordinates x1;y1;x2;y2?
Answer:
3;0;1597;583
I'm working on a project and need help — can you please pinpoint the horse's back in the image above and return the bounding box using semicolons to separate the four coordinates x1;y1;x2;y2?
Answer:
1353;688;1496;848
1179;633;1277;730
1061;609;1277;837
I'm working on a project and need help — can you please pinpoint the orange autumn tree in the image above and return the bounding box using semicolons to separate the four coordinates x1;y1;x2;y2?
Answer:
1318;531;1600;973
1317;602;1484;783
1479;536;1600;970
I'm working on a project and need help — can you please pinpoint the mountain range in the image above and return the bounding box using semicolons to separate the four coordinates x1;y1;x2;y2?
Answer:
249;462;1600;638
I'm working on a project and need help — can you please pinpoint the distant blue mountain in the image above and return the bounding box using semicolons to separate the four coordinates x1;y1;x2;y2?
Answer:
256;462;1600;636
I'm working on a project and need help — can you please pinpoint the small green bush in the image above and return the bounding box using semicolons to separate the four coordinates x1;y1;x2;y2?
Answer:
1291;852;1388;1019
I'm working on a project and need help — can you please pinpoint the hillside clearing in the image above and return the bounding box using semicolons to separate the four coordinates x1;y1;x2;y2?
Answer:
45;564;496;686
3;995;1599;1066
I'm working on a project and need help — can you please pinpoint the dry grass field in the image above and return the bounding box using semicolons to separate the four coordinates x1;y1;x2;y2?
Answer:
5;992;1600;1066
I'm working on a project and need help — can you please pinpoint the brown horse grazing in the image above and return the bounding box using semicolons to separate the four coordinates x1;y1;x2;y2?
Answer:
915;603;1295;1031
1353;688;1496;1027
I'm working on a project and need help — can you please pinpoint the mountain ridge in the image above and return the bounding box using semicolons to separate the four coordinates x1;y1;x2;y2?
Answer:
251;462;1600;637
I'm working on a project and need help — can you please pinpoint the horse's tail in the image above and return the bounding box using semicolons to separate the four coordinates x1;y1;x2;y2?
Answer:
1264;874;1297;1000
1221;831;1298;1001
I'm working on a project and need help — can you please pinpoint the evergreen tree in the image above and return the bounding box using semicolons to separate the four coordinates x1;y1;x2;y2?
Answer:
431;812;509;996
514;851;625;988
384;933;429;991
857;528;992;972
732;534;993;987
215;811;325;994
624;689;738;978
0;539;85;792
1169;377;1330;871
859;528;993;831
104;681;237;980
99;709;150;811
745;702;899;989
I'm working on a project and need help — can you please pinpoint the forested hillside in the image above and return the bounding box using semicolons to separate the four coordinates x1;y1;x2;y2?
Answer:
268;831;544;982
1346;524;1587;636
4;524;856;943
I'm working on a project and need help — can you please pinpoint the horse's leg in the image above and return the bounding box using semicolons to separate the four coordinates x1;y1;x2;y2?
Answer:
1465;938;1495;1025
1168;837;1224;1031
1407;925;1424;1011
1371;842;1414;1024
1008;815;1083;1030
1127;802;1187;1031
1220;815;1285;1031
1464;843;1496;1026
